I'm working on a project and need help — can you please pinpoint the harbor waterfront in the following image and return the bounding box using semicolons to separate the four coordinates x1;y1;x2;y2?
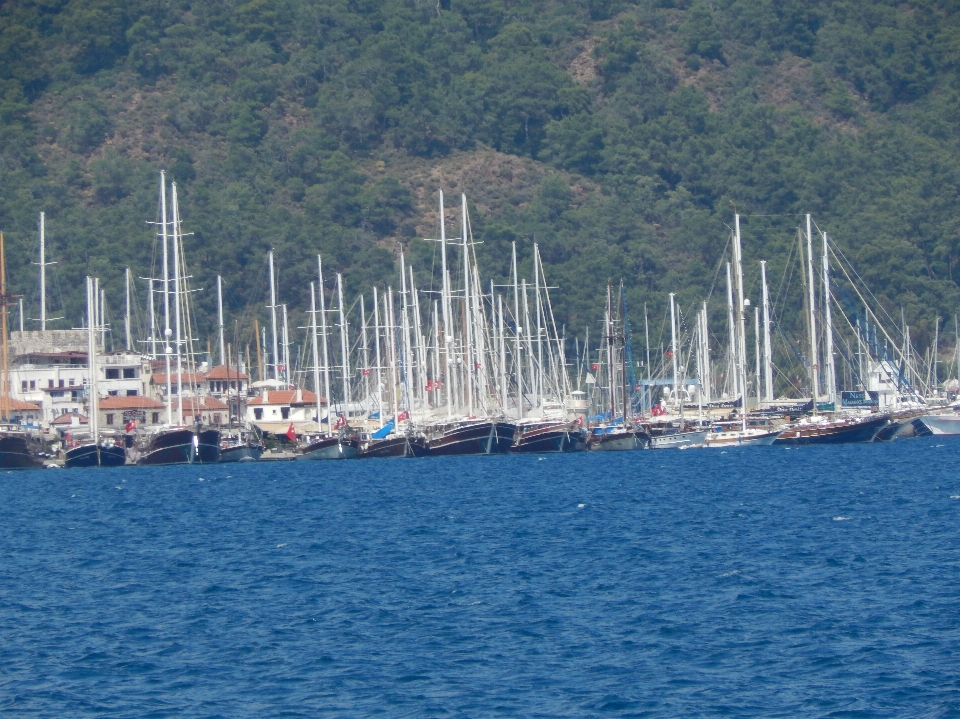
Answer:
1;440;957;716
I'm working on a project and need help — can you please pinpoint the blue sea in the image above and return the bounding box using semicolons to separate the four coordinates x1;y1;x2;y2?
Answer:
1;438;959;717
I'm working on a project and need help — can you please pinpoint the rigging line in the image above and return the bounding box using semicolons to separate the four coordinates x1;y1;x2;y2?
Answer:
773;234;797;319
828;238;903;341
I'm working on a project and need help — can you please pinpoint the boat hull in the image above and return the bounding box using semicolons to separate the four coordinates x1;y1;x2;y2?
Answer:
590;430;650;451
64;443;127;468
773;415;890;445
704;430;780;447
512;425;587;453
915;414;960;436
137;428;221;465
219;444;264;462
649;430;708;449
0;434;45;469
360;435;429;458
425;421;514;456
298;435;360;460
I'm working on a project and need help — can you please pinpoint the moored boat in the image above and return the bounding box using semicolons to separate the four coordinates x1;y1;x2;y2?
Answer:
512;421;587;453
773;414;890;445
298;431;361;460
136;426;221;465
703;425;780;447
64;441;126;468
423;420;514;456
914;412;960;436
589;427;650;450
360;433;429;458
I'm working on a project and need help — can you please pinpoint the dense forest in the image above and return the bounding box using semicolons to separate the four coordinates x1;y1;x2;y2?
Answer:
2;0;960;373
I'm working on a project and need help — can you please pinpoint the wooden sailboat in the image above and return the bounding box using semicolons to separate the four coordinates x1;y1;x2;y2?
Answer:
136;174;220;465
64;276;126;467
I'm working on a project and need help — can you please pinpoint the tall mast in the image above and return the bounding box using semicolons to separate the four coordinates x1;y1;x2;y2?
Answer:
361;295;369;412
461;194;474;417
761;261;773;402
159;173;172;423
373;287;383;428
171;183;184;424
39;212;46;332
432;300;440;413
0;232;9;422
701;302;711;404
310;282;321;432
498;295;507;413
387;287;399;426
282;304;290;388
86;277;98;441
318;258;331;436
337;273;350;419
754;307;761;405
217;275;226;366
522;279;535;415
725;262;738;401
644;303;651;414
669;292;678;407
822;231;836;406
512;242;522;419
621;284;628;426
268;250;279;382
125;267;132;351
534;243;543;412
933;316;940;395
733;213;747;430
439;190;452;417
806;214;819;412
399;253;414;418
607;282;615;418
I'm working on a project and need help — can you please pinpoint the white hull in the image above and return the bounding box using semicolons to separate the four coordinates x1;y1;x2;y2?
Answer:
650;430;707;449
917;414;960;435
703;429;780;447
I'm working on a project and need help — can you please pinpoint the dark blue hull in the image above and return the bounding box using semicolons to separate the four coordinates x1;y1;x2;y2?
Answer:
64;443;127;468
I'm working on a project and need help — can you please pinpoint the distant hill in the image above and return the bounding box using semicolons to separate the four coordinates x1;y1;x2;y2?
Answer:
1;0;959;364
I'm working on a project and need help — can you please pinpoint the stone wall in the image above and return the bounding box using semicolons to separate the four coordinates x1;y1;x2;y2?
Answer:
9;330;88;356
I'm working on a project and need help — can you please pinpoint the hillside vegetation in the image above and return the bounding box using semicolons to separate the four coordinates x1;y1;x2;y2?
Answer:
2;0;960;357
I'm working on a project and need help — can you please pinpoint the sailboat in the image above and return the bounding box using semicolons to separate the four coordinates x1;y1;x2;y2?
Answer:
0;231;44;469
773;219;890;445
136;173;220;465
703;214;780;448
64;276;126;467
297;265;360;460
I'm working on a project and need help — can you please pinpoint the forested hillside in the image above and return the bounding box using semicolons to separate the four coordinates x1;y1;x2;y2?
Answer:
2;0;960;357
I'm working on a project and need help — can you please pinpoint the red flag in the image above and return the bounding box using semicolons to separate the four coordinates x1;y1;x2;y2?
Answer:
125;419;137;432
591;363;600;371
425;380;434;392
285;422;296;441
362;369;371;376
335;414;346;429
398;409;410;421
664;350;673;357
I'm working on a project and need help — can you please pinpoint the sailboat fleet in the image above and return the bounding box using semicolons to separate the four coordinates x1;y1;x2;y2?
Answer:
0;174;958;469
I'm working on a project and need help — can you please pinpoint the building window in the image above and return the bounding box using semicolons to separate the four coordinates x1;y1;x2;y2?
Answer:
58;379;64;388
21;380;27;391
151;412;160;424
123;368;136;379
105;368;119;380
29;381;35;390
126;389;138;397
254;408;263;420
68;378;75;387
105;414;114;425
281;407;290;420
108;390;118;396
48;379;53;388
50;391;63;397
213;413;222;424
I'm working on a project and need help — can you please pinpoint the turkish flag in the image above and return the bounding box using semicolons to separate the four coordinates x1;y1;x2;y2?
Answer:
398;409;410;421
285;423;296;441
125;419;137;432
591;363;600;371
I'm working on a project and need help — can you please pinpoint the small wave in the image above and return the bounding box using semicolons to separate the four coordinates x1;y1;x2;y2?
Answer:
276;543;287;548
718;569;741;578
198;477;205;482
577;503;585;508
833;516;851;521
950;495;960;500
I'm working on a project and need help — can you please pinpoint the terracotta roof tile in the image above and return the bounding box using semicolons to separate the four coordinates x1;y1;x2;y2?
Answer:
99;395;165;409
0;397;41;411
247;389;321;406
151;372;206;385
204;365;249;380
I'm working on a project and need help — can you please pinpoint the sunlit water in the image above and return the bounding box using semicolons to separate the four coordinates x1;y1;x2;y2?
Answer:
1;438;958;717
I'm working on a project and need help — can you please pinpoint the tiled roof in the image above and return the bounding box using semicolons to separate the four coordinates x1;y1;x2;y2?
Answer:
52;413;89;425
247;389;321;406
204;365;249;380
99;395;165;409
0;397;41;411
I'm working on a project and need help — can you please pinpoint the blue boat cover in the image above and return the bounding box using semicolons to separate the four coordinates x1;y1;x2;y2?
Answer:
371;419;395;439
